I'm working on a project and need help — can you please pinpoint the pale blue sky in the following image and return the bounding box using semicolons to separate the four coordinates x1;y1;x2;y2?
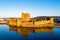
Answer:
0;0;60;18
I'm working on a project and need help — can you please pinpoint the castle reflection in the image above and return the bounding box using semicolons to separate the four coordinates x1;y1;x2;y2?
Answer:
9;25;54;37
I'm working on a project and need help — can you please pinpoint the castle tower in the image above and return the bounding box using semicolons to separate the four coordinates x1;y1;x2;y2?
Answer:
50;17;54;26
22;12;30;21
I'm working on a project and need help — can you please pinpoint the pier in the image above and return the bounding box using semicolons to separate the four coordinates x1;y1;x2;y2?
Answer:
0;20;8;24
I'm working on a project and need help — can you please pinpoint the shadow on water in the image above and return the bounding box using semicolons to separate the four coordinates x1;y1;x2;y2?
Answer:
0;25;60;40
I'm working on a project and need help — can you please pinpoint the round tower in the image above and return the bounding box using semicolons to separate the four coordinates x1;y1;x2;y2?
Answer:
50;17;54;26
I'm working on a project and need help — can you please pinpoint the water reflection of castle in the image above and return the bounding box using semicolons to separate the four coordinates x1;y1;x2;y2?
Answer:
9;26;53;37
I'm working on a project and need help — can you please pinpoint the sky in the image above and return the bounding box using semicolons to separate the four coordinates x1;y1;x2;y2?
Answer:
0;0;60;18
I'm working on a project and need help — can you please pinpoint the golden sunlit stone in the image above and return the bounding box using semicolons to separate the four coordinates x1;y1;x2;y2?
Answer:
0;12;54;28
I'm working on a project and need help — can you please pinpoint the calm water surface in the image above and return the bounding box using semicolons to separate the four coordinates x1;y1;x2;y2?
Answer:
0;25;60;40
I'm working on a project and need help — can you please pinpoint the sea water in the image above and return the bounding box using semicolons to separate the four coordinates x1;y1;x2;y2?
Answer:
0;25;60;40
